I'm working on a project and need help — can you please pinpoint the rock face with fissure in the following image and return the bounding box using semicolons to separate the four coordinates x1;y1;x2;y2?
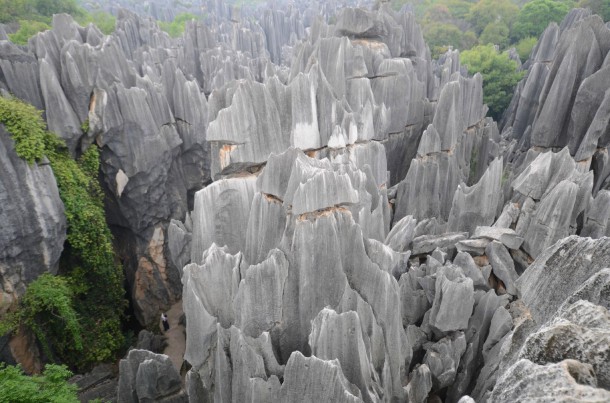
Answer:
502;9;610;197
174;3;497;399
0;10;217;325
176;10;610;401
0;127;66;313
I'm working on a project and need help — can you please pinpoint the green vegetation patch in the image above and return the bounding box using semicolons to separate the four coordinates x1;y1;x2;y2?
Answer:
0;97;54;163
461;44;525;120
2;0;116;44
0;363;78;403
158;12;198;38
8;20;51;45
0;0;83;24
0;96;126;370
511;0;572;41
0;274;83;361
76;11;116;35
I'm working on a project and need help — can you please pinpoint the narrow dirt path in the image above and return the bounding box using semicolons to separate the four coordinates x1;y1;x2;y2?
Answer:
162;300;186;372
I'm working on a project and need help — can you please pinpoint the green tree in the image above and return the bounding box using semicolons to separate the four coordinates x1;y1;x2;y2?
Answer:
468;0;519;35
479;21;510;48
442;0;474;21
8;274;82;360
76;11;116;35
0;0;32;23
424;21;477;58
0;96;54;163
515;36;538;61
0;363;78;403
158;12;198;38
511;0;573;41
461;44;524;120
32;0;83;18
0;0;85;24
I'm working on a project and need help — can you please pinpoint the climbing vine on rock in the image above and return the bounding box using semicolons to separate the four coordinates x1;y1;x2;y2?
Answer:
0;274;83;361
0;95;127;370
0;96;57;163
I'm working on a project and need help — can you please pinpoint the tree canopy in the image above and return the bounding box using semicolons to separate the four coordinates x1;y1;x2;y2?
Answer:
468;0;519;35
158;12;199;38
511;0;572;41
0;363;78;403
0;0;83;23
461;44;524;120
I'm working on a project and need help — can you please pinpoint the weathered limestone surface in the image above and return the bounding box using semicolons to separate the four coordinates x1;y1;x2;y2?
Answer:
183;142;408;400
516;236;610;325
280;351;363;403
509;148;593;259
392;75;491;225
176;6;610;403
519;300;610;389
447;157;503;234
490;359;610;403
0;9;219;325
477;241;610;402
502;9;610;202
4;2;610;403
117;349;184;403
0;127;66;313
190;176;257;263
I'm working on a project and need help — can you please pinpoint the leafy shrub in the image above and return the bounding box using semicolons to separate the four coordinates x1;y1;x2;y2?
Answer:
515;36;538;62
0;96;126;370
158;12;198;38
424;22;477;58
0;363;78;403
0;0;83;24
2;274;83;361
8;19;50;45
479;22;510;48
461;44;524;120
511;0;572;42
76;11;116;35
0;96;57;163
49;146;127;368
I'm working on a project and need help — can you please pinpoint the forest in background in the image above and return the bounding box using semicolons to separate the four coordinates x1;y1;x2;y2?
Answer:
392;0;609;60
4;0;610;58
145;0;606;120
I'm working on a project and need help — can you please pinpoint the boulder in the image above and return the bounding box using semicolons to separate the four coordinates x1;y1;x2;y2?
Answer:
117;349;183;403
517;236;610;325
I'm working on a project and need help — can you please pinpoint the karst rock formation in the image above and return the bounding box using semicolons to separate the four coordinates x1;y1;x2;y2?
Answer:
0;0;609;401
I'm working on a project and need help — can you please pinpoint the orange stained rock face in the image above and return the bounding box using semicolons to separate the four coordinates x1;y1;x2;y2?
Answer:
350;38;387;52
9;326;42;375
473;255;489;267
296;205;351;222
133;227;176;325
219;144;238;170
305;149;319;158
89;92;97;114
